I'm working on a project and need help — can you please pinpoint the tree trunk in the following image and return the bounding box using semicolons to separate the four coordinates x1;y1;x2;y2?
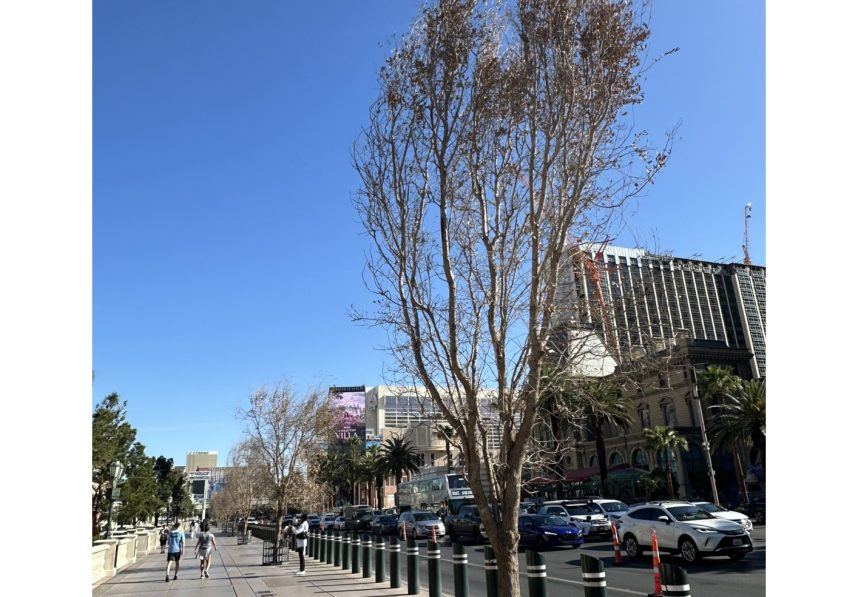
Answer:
494;531;521;597
731;442;749;504
445;440;452;472
665;450;675;498
595;425;609;497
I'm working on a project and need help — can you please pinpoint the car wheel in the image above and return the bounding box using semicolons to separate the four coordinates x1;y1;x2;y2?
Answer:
729;552;746;562
679;537;700;564
623;534;641;560
536;536;546;551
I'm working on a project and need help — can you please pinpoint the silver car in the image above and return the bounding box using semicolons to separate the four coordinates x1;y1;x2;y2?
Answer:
398;511;446;540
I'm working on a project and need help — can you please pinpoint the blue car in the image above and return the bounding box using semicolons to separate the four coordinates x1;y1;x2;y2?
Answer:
518;515;584;550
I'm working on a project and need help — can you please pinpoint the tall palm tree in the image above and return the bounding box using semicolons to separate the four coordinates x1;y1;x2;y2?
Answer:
699;365;749;502
364;445;387;508
580;381;633;497
709;379;766;481
437;424;455;472
643;426;689;498
382;437;421;486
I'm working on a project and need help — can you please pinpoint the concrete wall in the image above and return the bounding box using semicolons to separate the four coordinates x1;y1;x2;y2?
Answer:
92;526;162;588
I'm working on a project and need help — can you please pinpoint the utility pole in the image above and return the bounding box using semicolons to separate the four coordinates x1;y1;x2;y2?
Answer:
742;203;752;265
689;366;720;506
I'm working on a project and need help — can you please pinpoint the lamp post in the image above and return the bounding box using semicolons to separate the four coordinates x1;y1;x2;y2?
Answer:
689;367;720;506
104;461;124;538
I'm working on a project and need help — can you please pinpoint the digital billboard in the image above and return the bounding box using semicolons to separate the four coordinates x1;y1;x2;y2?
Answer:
329;385;366;442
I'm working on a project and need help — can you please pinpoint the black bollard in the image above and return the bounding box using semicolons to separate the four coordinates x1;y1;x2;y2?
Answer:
580;553;607;597
526;550;548;597
375;534;386;583
484;545;498;596
351;532;360;574
660;562;692;597
326;530;333;564
342;533;351;570
334;531;341;567
308;529;314;559
319;530;326;561
427;540;442;597
453;541;469;597
406;536;420;595
389;536;401;589
362;534;372;578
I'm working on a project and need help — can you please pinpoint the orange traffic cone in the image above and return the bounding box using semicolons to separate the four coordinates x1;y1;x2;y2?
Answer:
611;521;624;566
648;528;662;597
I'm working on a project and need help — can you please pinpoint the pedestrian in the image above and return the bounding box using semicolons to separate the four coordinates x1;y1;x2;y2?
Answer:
189;519;197;540
194;522;217;578
165;521;185;582
159;526;168;554
292;514;309;576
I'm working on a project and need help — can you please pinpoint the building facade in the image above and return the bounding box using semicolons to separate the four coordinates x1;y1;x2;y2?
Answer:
186;451;218;472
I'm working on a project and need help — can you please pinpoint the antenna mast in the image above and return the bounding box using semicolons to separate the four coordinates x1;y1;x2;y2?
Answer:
742;203;752;265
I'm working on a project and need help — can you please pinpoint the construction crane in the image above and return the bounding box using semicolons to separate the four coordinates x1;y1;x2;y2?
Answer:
742;203;752;265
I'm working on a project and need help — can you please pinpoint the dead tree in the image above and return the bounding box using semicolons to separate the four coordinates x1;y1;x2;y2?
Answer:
353;1;671;594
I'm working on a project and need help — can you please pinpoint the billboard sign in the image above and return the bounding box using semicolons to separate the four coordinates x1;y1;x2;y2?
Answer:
329;386;366;442
365;433;383;450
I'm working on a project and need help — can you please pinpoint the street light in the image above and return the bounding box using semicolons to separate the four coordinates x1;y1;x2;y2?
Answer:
104;461;124;538
689;367;720;506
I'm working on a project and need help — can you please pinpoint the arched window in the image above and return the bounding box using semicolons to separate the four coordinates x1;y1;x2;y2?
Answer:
609;451;625;465
588;455;598;468
638;406;651;429
660;401;677;427
632;449;649;471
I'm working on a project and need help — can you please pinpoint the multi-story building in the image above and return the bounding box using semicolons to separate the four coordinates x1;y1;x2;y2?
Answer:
558;246;766;377
186;451;217;472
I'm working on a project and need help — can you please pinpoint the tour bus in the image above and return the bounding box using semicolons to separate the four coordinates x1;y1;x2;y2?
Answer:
396;469;474;516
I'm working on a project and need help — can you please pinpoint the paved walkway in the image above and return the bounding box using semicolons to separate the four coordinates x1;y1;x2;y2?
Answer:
94;531;437;597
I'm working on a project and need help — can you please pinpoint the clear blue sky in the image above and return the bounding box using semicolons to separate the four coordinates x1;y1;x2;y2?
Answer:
93;0;764;465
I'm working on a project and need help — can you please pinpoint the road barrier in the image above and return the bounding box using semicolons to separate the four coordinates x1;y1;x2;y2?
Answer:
660;562;692;597
484;545;498;596
453;541;469;597
407;536;420;595
326;530;334;564
611;521;624;566
526;550;548;597
351;532;360;574
427;540;442;597
342;533;351;570
375;534;386;583
308;530;314;557
362;534;372;578
315;530;321;560
389;536;401;588
334;531;342;567
262;540;281;566
581;553;607;597
649;529;663;597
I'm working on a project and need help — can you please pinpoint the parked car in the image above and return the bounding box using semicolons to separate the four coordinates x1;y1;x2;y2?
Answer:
399;510;446;540
538;501;612;539
283;515;294;527
446;504;486;543
518;515;584;550
344;505;376;532
333;516;347;531
617;501;753;563
246;517;258;525
591;499;630;523
692;502;753;531
737;497;765;525
520;501;539;514
371;515;400;536
320;513;338;530
307;515;321;531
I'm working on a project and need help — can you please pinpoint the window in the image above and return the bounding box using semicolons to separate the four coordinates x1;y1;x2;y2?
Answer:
609;451;624;465
685;397;697;426
638;406;651;429
588;455;598;468
629;508;657;521
661;401;677;426
431;478;443;491
632;449;649;471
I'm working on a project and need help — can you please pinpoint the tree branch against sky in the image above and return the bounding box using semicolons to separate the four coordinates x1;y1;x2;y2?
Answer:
353;1;673;593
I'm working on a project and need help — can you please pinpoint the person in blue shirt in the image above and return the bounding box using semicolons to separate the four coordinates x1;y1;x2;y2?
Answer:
165;521;185;582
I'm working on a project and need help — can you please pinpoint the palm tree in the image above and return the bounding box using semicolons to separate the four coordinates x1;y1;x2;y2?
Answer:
580;381;633;497
709;379;766;481
437;424;455;472
364;445;387;508
643;426;689;498
699;365;749;502
382;437;421;486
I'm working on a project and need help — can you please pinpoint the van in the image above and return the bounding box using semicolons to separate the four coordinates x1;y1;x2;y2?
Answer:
344;504;375;532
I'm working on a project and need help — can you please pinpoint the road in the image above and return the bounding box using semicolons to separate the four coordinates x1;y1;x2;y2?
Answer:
349;527;765;597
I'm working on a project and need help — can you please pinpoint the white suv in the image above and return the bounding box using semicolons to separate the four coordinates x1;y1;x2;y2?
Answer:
617;501;753;563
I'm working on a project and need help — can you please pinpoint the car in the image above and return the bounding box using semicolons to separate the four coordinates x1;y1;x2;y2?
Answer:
283;515;294;526
692;502;753;531
320;513;338;530
246;517;258;525
370;515;400;535
307;515;321;531
518;514;584;550
538;501;612;539
446;504;486;543
399;510;446;540
591;499;630;524
344;505;376;532
617;501;753;563
520;501;540;514
333;516;347;531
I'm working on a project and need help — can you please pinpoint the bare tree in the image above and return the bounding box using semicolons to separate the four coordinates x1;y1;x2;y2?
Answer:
216;441;266;536
353;1;671;593
237;383;335;559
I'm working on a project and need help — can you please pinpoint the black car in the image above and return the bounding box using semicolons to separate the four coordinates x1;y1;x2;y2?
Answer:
370;515;399;535
447;505;485;543
518;515;584;550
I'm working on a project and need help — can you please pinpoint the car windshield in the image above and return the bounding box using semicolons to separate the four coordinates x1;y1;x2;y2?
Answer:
533;515;568;526
695;503;725;513
566;504;600;516
378;516;397;523
413;513;439;522
599;501;628;513
667;506;714;521
447;474;469;489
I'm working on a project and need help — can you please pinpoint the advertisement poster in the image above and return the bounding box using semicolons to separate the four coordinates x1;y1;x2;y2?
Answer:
329;385;366;441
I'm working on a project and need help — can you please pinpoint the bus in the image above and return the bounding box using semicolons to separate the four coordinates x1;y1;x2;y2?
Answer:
396;470;474;516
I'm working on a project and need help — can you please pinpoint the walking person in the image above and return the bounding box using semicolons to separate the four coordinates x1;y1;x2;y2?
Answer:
165;521;185;582
292;514;309;576
194;522;217;578
159;526;168;554
189;519;197;540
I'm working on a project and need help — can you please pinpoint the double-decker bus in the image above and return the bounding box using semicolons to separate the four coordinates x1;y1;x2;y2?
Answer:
396;470;474;515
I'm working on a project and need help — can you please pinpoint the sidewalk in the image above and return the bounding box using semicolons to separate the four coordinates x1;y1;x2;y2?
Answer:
94;531;434;596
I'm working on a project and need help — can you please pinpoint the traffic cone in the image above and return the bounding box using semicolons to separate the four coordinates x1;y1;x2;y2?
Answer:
611;521;624;566
648;529;662;597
